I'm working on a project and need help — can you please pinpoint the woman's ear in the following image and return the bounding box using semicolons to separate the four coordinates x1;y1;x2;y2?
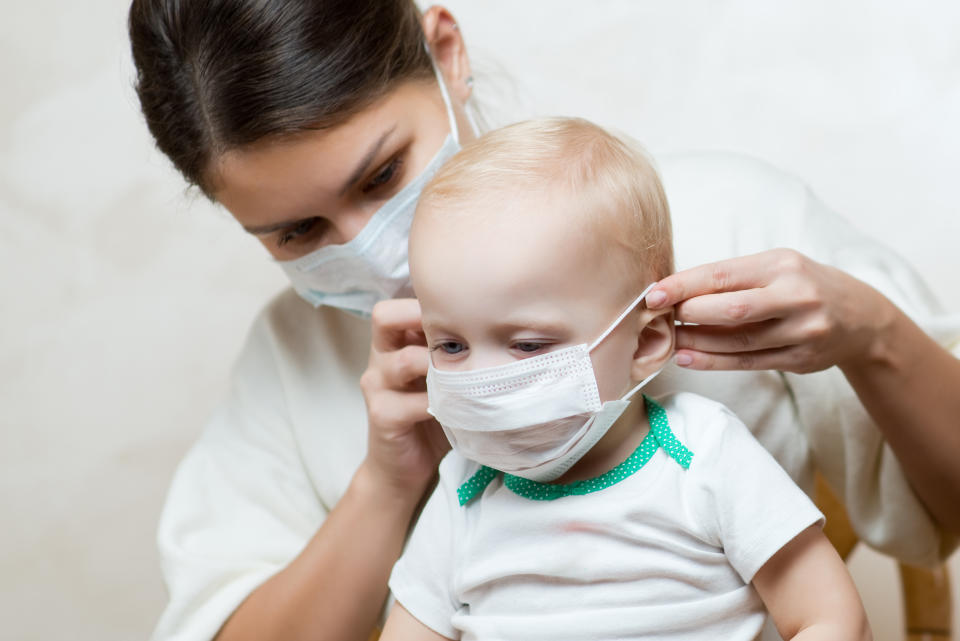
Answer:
631;307;675;382
421;6;473;104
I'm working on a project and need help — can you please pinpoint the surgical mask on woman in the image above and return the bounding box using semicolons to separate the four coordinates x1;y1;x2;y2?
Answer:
426;285;663;482
279;61;466;317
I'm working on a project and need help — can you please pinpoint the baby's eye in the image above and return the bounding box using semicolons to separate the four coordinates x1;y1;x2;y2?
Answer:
435;341;466;355
513;341;546;353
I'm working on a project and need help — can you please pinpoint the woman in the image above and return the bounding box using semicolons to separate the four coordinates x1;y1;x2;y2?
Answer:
128;1;960;640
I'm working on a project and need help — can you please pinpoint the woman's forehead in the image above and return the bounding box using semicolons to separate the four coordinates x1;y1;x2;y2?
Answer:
213;80;445;226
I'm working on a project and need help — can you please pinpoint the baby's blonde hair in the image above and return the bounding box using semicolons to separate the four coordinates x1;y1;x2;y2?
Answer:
417;117;674;286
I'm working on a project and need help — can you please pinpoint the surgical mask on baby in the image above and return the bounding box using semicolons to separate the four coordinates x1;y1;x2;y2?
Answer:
278;59;468;317
427;284;663;482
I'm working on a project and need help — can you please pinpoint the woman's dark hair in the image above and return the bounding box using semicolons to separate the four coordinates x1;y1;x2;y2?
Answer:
129;0;433;196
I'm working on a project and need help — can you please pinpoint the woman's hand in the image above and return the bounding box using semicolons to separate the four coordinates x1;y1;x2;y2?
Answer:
646;249;891;374
359;298;450;500
217;297;449;641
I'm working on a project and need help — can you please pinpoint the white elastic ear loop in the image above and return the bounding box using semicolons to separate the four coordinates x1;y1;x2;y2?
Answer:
588;282;658;351
621;366;664;402
427;50;461;144
463;98;481;137
589;282;663;402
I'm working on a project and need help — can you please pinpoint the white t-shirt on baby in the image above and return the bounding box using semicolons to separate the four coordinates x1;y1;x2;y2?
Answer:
389;392;824;641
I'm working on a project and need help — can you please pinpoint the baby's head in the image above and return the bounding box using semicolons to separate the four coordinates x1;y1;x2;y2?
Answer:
410;117;674;398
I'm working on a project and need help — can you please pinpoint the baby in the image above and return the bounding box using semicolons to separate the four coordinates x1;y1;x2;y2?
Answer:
381;118;869;641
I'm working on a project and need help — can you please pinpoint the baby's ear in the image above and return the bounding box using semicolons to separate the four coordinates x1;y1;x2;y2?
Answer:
631;307;675;381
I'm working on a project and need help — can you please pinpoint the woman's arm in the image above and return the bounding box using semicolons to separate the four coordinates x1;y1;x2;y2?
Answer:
216;299;448;641
215;462;424;641
381;604;454;641
753;525;871;641
841;285;960;533
646;249;960;532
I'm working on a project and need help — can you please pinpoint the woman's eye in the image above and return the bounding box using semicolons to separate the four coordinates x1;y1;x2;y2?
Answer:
362;156;404;194
436;341;466;355
278;217;326;247
513;342;546;353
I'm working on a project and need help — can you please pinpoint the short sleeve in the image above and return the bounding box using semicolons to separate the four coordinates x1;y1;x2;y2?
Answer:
687;405;824;584
388;454;467;640
152;306;328;641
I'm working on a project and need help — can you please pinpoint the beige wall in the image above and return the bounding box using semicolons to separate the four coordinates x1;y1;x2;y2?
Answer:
1;1;956;639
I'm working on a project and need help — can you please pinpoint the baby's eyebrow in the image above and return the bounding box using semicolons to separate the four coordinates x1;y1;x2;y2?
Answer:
493;319;570;335
419;317;453;337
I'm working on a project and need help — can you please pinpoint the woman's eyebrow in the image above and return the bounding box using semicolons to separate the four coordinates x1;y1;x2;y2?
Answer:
338;124;398;196
243;124;399;236
244;218;310;236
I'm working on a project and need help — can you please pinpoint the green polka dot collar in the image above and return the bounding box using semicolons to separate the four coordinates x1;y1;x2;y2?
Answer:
456;395;693;505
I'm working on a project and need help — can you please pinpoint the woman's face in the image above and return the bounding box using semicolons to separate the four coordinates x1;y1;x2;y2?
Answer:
213;77;475;261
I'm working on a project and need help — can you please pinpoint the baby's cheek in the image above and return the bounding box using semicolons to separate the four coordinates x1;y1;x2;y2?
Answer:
592;337;638;400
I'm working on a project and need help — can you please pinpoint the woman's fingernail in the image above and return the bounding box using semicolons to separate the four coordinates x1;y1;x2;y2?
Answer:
675;353;693;367
646;290;667;307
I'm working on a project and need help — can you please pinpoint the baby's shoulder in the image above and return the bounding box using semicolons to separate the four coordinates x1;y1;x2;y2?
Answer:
651;391;760;463
438;449;480;479
435;449;486;498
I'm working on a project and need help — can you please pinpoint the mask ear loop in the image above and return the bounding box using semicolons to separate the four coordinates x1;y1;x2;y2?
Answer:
425;43;462;144
620;367;664;402
462;74;482;137
463;96;482;137
588;282;663;402
588;282;658;352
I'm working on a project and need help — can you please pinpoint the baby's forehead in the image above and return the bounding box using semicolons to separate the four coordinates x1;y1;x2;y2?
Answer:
413;186;628;286
418;180;612;235
417;185;593;248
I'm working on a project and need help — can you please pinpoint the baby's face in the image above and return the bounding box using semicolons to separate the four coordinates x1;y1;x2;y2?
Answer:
410;189;642;401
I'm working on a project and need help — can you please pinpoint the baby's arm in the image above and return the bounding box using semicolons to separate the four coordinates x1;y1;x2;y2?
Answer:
753;525;871;641
383;453;470;641
381;604;454;641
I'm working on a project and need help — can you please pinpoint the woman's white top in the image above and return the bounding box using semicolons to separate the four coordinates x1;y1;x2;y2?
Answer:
389;392;823;641
151;153;960;641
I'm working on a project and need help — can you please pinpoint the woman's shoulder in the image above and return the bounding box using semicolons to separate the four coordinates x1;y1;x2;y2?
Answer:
257;288;371;354
239;288;372;377
657;151;807;201
217;289;373;443
656;152;817;268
